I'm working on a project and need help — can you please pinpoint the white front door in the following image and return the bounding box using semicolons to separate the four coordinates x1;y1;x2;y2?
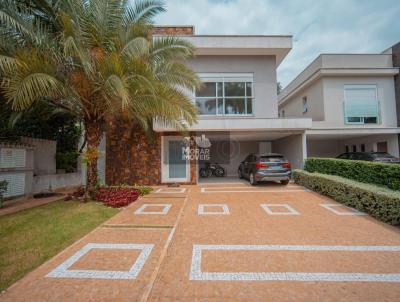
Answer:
161;136;190;183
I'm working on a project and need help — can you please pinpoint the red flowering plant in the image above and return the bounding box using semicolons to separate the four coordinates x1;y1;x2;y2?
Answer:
96;186;140;208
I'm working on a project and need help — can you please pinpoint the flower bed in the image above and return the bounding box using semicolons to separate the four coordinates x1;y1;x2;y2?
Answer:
96;186;140;208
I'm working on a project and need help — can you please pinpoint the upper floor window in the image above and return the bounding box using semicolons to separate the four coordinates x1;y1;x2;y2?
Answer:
302;96;308;114
195;73;253;116
344;85;379;124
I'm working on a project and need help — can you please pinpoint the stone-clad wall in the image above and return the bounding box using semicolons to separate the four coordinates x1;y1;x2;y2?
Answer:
106;26;197;186
106;120;162;186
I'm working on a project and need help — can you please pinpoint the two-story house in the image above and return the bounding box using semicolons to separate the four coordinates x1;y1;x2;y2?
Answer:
278;52;400;158
105;26;312;185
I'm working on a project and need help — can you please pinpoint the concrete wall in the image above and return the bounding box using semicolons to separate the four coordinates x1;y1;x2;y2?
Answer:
186;55;278;118
20;137;56;175
33;172;81;194
271;134;306;169
280;80;324;121
307;140;342;157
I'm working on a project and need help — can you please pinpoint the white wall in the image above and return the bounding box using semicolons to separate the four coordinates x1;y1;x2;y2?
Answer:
271;134;306;169
280;76;398;129
280;80;324;121
33;172;81;193
20;137;56;175
186;55;278;118
320;77;398;128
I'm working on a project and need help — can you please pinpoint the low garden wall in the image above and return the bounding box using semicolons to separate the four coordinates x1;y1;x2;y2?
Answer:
304;157;400;190
33;172;81;194
293;170;400;225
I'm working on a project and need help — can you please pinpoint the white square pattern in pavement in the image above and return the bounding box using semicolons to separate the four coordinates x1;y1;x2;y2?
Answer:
189;244;400;282
320;204;367;216
134;204;172;215
155;188;186;194
198;204;230;215
200;187;309;193
260;204;300;215
46;243;153;279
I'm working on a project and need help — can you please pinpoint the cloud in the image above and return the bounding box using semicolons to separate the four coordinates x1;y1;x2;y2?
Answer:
153;0;400;87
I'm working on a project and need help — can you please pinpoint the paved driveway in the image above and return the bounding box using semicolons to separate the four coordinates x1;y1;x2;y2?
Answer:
2;183;400;301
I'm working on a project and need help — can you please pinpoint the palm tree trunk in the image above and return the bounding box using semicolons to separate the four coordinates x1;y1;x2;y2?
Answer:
85;119;102;198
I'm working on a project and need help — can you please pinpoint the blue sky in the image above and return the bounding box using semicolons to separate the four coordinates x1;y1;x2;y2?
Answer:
154;0;400;87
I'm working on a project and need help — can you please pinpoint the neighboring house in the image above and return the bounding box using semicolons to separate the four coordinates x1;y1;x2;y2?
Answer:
384;42;400;152
105;26;312;185
278;52;400;158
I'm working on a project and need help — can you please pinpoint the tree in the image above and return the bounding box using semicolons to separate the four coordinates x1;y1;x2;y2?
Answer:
277;82;283;95
0;0;200;197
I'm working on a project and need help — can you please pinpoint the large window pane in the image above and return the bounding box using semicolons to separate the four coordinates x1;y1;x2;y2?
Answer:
246;98;253;114
195;98;216;115
217;82;223;97
344;85;379;124
217;99;224;115
225;98;246;115
224;82;245;97
246;82;252;96
196;82;216;97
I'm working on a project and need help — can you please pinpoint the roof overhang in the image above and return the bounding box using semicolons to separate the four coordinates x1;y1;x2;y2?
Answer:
153;117;311;132
157;35;293;67
306;127;400;140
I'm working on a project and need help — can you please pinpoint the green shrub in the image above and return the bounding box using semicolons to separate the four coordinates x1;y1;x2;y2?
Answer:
0;180;8;208
56;151;79;172
131;184;153;196
304;157;400;190
293;170;400;225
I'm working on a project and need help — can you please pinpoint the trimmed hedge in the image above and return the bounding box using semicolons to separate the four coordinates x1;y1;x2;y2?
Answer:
293;170;400;225
304;157;400;190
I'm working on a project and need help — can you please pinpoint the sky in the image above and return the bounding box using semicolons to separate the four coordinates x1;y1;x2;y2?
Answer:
154;0;400;88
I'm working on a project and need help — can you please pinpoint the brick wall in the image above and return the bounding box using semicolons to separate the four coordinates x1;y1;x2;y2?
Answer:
152;26;194;35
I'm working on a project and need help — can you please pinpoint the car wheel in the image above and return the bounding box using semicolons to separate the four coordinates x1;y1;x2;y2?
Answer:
280;180;289;185
238;168;243;179
249;173;258;186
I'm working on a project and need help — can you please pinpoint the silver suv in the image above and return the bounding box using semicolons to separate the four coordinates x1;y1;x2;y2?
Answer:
238;153;292;185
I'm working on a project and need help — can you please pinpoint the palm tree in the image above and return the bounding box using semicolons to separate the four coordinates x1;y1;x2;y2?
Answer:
0;0;200;196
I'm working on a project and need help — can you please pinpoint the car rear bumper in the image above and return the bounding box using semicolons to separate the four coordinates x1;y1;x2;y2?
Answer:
255;170;291;181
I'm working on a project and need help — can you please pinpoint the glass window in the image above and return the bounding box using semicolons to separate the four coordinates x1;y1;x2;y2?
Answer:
196;82;216;97
344;85;379;124
302;96;308;114
195;98;217;115
194;75;253;116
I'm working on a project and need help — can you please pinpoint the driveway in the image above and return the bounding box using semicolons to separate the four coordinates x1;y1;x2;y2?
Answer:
2;183;400;301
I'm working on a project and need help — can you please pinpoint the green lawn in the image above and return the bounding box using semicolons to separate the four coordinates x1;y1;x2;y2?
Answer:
0;200;119;291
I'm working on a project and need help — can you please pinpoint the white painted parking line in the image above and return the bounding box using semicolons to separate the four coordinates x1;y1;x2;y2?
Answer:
47;243;153;279
155;188;187;194
134;204;172;215
320;204;367;216
198;204;230;215
260;204;300;215
189;244;400;282
201;187;308;193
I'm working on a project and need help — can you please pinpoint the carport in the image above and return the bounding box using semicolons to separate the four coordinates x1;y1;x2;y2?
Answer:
197;129;307;183
306;128;400;158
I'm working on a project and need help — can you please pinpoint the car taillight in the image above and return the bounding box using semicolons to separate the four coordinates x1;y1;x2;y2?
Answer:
256;162;268;168
282;163;291;168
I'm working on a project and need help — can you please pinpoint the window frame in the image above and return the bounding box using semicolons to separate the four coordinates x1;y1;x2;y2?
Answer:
343;84;380;125
194;73;255;117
